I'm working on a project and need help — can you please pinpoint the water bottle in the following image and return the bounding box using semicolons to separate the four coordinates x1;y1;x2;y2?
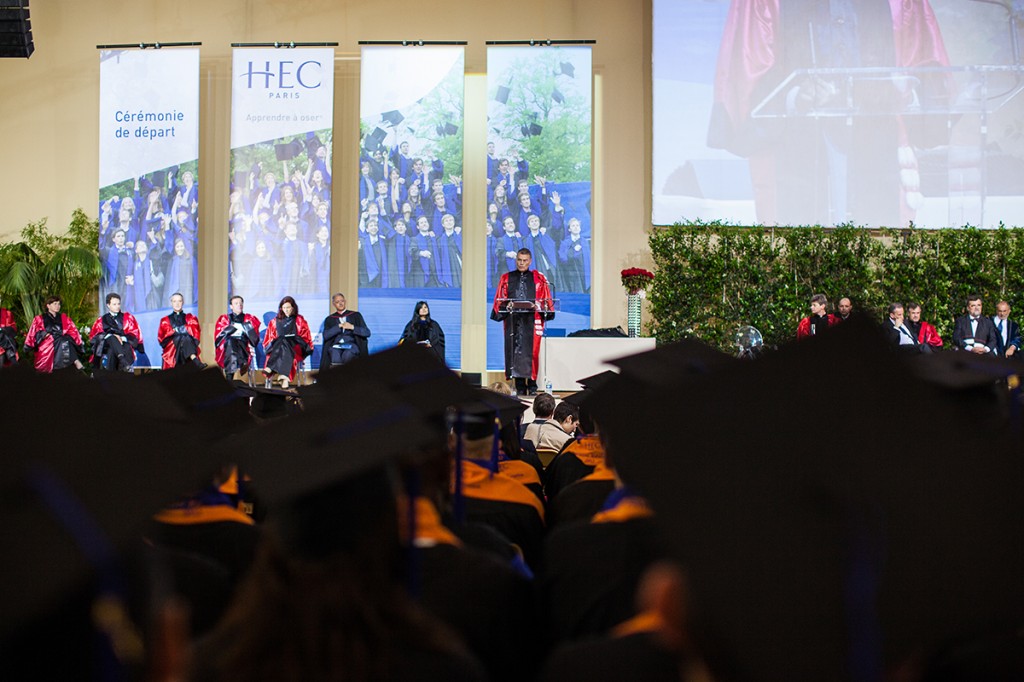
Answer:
544;377;553;395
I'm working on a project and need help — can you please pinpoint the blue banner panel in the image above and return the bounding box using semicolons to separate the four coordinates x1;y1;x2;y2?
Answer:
358;46;465;368
486;46;593;372
228;48;335;368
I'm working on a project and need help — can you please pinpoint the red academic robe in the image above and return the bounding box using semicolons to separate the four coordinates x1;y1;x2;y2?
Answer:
24;313;83;372
491;269;554;381
157;313;202;369
0;308;18;365
918;320;943;348
213;313;261;370
262;314;313;380
796;314;841;339
89;312;143;363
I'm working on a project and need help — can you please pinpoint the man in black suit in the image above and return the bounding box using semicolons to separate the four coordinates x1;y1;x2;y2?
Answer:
991;300;1021;359
882;302;921;352
952;294;999;355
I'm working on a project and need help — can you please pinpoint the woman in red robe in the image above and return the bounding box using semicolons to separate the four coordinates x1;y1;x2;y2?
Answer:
262;295;312;388
23;296;85;372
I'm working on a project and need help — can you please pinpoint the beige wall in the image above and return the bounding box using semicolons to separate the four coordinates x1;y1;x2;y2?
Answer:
0;0;653;371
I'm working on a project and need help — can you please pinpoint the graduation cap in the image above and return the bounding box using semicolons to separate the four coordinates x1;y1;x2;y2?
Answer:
139;176;155;195
606;338;736;388
435;122;459;137
363;126;388;153
608;318;1024;679
576;369;618;391
304;134;325;159
381;110;405;127
231;379;437;506
315;343;478;424
520;123;543;138
551;88;565;104
458;388;528;441
495;85;511;105
558;61;575;78
274;139;304;161
0;370;221;640
232;170;250;191
137;367;255;441
233;381;301;421
150;170;167;188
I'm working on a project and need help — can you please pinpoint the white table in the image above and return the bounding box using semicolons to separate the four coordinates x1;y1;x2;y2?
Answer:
539;337;657;391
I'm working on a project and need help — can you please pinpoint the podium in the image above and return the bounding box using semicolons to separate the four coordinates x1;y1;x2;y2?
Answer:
539;337;656;391
749;65;1024;227
494;298;559;314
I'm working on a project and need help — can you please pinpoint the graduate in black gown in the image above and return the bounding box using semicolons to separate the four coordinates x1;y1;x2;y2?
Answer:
400;301;445;363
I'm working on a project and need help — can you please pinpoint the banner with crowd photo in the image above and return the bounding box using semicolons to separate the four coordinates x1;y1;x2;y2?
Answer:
228;47;335;369
485;46;593;371
98;48;200;368
358;45;465;368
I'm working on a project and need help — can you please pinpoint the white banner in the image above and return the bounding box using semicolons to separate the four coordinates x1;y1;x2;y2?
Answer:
230;48;335;149
98;49;200;188
98;48;201;369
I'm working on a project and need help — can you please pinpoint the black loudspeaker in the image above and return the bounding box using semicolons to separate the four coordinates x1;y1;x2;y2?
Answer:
461;372;482;387
0;1;33;59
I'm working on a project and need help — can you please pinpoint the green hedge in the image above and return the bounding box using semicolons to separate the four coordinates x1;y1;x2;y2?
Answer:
647;222;1024;352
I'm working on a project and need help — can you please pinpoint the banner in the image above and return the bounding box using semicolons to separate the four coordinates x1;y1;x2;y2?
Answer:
228;47;335;369
486;46;593;371
358;45;465;368
99;48;201;368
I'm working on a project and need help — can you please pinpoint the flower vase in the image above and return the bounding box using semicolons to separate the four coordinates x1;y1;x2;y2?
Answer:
627;292;642;338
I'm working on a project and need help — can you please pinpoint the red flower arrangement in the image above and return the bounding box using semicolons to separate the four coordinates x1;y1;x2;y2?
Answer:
621;267;655;295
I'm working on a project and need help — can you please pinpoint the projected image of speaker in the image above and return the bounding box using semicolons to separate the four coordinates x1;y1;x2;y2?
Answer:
0;1;32;59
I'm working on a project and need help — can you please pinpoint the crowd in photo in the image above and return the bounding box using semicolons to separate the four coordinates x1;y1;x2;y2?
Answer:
485;145;591;294
227;133;333;300
357;128;463;289
99;166;199;311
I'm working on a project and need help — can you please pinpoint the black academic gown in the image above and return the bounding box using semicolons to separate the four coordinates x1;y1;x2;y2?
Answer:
539;630;680;682
418;542;541;682
541;517;669;645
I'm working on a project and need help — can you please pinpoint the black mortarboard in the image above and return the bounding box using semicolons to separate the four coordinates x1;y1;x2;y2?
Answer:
520;123;543;138
435;122;459;137
908;349;1023;425
495;85;511;105
315;343;478;423
610;338;735;384
576;369;618;390
0;370;220;637
232;170;249;191
458;388;528;440
232;379;437;506
364;126;388;152
304;134;324;158
274;139;303;161
381;110;405;127
139;176;155;194
151;170;167;188
233;382;301;421
558;61;575;78
137;367;254;440
610;318;1024;679
551;88;564;104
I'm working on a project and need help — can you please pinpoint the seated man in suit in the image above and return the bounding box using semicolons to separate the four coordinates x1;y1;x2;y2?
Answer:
952;294;999;355
991;300;1021;358
882;302;921;353
905;302;943;349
